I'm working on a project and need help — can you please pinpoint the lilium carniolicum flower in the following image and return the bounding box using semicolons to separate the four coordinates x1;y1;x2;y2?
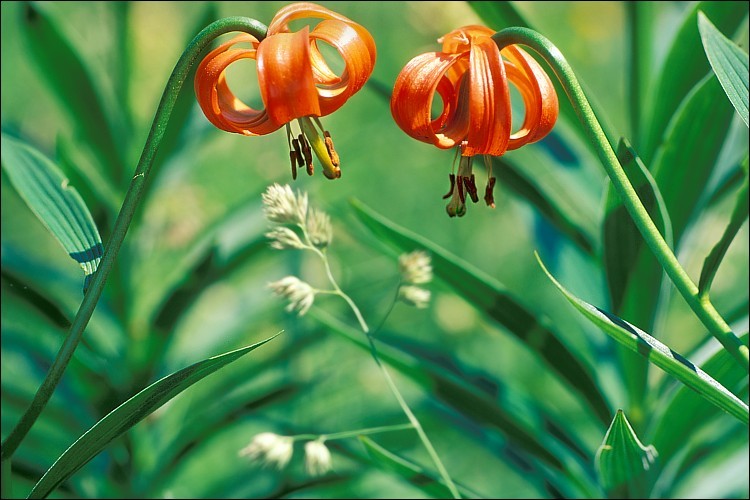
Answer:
195;2;376;180
391;25;558;216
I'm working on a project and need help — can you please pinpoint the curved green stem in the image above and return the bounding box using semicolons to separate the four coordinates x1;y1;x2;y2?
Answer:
491;28;749;370
0;17;269;462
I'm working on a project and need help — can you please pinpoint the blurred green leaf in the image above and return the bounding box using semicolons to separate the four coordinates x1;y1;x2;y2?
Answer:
1;134;103;293
595;409;657;498
699;174;749;295
536;253;749;425
652;332;749;462
494;157;595;254
604;138;672;314
1;458;11;499
698;11;750;127
603;139;673;415
28;334;281;499
359;436;481;499
349;198;610;424
467;1;532;30
641;1;747;160
626;2;658;140
21;1;125;180
319;310;569;474
652;74;735;243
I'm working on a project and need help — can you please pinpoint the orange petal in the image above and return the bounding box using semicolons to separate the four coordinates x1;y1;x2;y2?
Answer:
390;51;469;149
194;34;280;136
257;27;321;125
440;25;495;54
502;45;558;149
267;1;376;69
462;35;511;157
307;19;376;116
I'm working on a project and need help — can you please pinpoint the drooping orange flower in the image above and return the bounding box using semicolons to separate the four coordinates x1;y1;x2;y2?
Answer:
195;3;376;180
391;25;558;216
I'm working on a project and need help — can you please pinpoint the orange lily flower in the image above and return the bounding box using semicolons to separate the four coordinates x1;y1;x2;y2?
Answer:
195;2;376;179
391;25;558;216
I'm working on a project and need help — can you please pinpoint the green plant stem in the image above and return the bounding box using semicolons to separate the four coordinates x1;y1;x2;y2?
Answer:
492;28;749;370
0;17;269;463
291;423;415;442
308;245;461;499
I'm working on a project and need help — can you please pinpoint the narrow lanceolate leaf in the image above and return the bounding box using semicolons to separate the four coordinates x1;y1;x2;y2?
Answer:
699;175;749;295
651;74;735;244
28;334;280;499
349;199;611;425
604;138;672;315
595;410;657;498
698;11;750;127
653;332;749;461
536;253;749;425
641;1;747;161
360;437;481;499
1;134;103;292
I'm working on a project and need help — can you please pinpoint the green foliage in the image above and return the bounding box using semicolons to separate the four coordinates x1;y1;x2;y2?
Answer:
1;1;748;499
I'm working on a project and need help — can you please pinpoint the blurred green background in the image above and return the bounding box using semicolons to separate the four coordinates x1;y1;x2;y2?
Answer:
1;1;748;498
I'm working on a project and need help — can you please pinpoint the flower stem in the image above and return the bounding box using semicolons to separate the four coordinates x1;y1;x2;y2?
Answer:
491;28;749;370
290;423;415;442
309;246;461;498
0;17;269;462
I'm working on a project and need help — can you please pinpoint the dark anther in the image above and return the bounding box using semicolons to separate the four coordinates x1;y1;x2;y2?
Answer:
484;176;496;207
457;176;465;204
463;174;479;203
442;174;456;199
289;151;298;180
298;134;314;176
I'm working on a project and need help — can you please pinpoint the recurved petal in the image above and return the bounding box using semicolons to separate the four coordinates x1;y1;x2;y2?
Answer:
194;34;280;135
439;25;495;54
390;51;468;149
257;27;322;125
267;2;377;68
462;35;511;157
308;19;376;116
502;45;558;149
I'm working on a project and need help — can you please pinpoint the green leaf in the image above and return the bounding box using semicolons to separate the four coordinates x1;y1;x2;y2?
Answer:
21;2;125;180
653;332;750;461
27;334;281;499
494;157;595;254
467;1;532;30
349;198;610;424
359;436;481;499
641;1;747;160
698;11;750;127
1;134;103;293
604;138;672;315
1;457;12;499
603;138;672;430
651;74;736;243
536;253;749;425
595;410;657;498
318;310;570;473
699;174;749;295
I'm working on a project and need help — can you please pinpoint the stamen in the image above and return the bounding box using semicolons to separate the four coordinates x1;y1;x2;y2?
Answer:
484;176;496;208
292;138;304;169
298;134;314;176
324;131;340;169
457;175;465;204
442;174;456;199
289;151;298;180
463;175;479;203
